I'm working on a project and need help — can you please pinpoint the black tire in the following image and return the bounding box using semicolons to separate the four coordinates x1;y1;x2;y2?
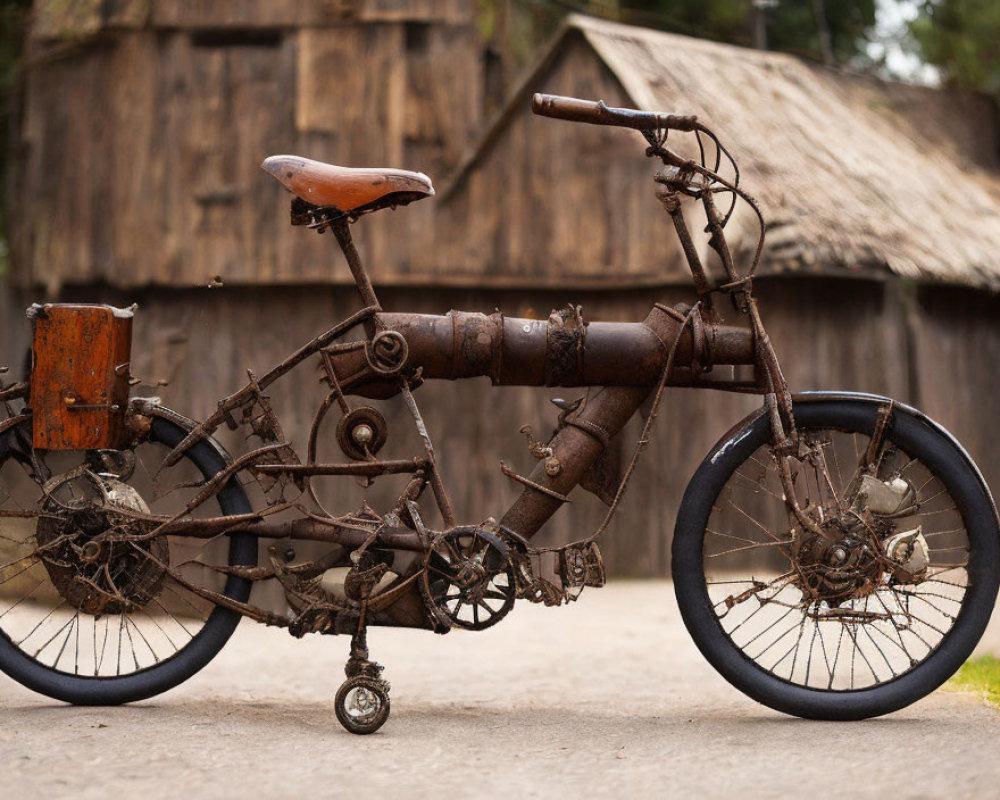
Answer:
0;412;257;704
673;398;1000;720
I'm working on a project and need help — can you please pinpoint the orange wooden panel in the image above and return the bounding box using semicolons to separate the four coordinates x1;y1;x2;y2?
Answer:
30;305;133;450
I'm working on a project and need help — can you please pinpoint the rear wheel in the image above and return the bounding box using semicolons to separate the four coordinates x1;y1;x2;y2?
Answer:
0;411;256;704
673;399;1000;720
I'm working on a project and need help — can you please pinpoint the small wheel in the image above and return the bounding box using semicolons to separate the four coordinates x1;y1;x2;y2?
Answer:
335;675;391;735
421;528;516;631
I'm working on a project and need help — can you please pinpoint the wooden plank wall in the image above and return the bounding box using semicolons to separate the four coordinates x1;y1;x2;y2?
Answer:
431;34;688;285
12;23;715;292
32;0;471;36
4;273;978;578
11;8;481;290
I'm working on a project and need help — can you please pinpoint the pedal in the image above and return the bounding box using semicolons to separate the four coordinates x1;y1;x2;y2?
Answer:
558;541;606;590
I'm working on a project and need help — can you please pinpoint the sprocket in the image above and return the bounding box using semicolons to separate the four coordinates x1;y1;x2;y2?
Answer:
420;526;516;631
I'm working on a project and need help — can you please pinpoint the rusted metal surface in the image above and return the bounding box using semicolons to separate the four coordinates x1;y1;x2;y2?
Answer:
28;304;134;450
1;91;980;735
161;515;429;551
320;307;755;397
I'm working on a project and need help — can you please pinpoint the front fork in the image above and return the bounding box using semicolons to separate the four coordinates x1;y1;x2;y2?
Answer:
654;172;810;538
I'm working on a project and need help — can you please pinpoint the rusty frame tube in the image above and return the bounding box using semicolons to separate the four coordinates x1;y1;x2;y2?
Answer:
325;306;755;392
162;516;428;551
499;303;688;539
499;385;648;538
253;458;428;477
310;303;758;541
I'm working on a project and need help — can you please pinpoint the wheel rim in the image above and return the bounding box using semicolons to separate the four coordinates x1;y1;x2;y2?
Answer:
0;423;241;679
702;424;970;692
342;685;383;725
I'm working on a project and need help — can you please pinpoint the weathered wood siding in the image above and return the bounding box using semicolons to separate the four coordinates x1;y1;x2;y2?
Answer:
11;24;723;292
11;8;481;289
33;0;471;37
4;274;988;578
431;33;690;285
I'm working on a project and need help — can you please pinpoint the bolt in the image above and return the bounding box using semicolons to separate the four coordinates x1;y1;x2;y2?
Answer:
81;541;102;564
352;424;374;445
544;456;562;477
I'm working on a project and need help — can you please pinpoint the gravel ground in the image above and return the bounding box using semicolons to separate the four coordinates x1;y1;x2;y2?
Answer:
1;581;998;800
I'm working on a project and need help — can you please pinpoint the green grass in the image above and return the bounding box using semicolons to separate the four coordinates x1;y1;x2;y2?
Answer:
946;656;1000;709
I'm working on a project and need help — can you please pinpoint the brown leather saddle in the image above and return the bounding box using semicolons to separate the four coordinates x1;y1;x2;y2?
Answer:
261;155;434;218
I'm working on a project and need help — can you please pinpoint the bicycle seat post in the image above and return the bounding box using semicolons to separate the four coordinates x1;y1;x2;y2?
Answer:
330;217;381;337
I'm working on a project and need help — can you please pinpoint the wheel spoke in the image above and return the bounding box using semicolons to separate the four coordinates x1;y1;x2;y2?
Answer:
697;420;973;697
0;418;250;686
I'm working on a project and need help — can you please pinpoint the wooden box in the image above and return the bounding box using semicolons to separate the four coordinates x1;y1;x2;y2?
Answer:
29;304;134;450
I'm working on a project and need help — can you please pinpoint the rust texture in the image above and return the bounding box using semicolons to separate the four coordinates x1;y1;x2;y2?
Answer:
28;303;134;450
320;306;755;397
4;90;965;736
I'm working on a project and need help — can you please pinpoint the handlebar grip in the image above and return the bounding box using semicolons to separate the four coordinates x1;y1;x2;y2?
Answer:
531;94;612;124
531;93;699;132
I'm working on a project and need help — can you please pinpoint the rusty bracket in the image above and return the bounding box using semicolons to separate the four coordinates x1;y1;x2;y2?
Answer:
499;460;571;503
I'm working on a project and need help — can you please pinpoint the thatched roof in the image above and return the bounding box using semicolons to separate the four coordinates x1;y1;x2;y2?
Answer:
447;14;1000;289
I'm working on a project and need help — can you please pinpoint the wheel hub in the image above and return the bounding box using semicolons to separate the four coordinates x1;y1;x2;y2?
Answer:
35;469;168;616
795;518;884;603
454;559;488;598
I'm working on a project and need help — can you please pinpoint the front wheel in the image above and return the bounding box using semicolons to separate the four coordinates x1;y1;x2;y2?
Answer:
673;398;1000;720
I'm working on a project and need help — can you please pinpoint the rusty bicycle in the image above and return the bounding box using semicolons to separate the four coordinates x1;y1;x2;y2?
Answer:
0;94;996;734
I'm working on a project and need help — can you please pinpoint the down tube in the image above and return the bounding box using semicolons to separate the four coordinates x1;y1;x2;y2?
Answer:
499;384;652;538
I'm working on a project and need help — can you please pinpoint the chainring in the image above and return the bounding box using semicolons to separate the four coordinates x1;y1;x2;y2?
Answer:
420;526;516;631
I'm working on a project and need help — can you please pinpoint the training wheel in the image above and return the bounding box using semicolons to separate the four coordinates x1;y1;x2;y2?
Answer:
334;675;391;735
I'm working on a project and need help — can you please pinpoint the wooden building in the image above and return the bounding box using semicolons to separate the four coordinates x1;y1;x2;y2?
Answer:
6;10;1000;576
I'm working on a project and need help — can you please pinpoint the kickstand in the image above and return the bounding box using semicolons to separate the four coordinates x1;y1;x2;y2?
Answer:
333;604;391;735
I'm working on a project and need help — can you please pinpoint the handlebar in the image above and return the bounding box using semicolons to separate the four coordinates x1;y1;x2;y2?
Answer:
531;93;699;132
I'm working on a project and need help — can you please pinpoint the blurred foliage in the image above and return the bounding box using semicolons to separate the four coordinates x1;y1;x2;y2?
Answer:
0;2;27;96
0;1;30;275
478;0;878;70
620;0;876;62
947;656;1000;709
909;0;1000;93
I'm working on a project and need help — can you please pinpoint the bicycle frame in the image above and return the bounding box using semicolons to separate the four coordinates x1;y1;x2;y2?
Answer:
0;92;802;639
5;92;990;735
75;94;802;629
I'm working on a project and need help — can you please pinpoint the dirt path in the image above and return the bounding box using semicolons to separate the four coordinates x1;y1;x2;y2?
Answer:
1;581;998;799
